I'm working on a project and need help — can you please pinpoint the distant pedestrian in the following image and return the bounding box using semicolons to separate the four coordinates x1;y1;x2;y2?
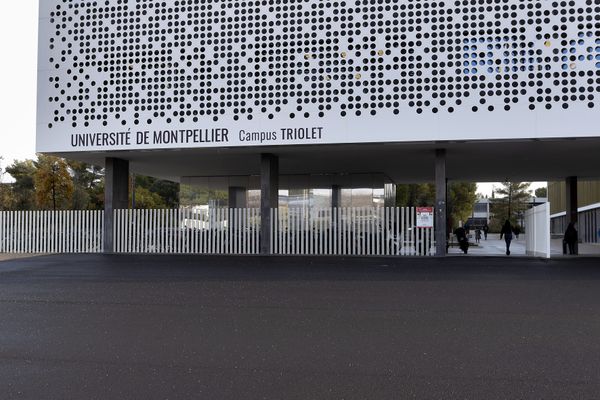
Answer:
564;222;578;255
500;220;514;256
513;225;521;240
483;224;489;240
475;228;482;244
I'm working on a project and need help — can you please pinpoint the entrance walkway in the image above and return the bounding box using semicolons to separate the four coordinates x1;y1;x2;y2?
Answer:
448;236;526;256
449;237;600;257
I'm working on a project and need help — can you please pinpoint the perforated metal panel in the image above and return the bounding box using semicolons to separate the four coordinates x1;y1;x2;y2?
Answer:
37;0;600;152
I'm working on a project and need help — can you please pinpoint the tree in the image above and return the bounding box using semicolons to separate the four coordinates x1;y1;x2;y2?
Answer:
34;155;74;210
5;159;37;210
491;181;531;225
534;187;547;198
134;175;179;208
396;182;477;228
67;160;104;209
447;182;478;227
0;157;16;210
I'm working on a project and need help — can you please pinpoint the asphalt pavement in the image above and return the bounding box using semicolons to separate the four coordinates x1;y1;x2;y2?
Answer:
1;254;600;399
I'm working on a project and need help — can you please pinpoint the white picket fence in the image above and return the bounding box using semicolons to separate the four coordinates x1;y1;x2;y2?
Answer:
0;207;434;256
271;207;435;256
113;208;261;254
0;210;104;254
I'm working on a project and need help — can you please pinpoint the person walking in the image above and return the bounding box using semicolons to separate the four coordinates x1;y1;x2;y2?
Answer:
564;222;578;255
483;224;489;240
500;220;514;256
475;228;482;244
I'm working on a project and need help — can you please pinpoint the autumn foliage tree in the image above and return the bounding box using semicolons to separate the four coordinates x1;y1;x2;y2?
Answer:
34;155;74;210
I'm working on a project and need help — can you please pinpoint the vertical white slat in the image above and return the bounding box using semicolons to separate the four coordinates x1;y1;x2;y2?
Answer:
365;207;370;256
336;208;341;255
42;211;46;254
65;211;70;253
80;211;85;253
33;211;38;254
70;211;74;254
295;209;300;255
238;208;242;254
367;207;372;256
208;209;213;254
159;209;164;254
76;211;81;253
100;210;104;253
164;209;169;254
17;211;22;253
411;207;416;256
200;209;206;254
24;211;29;253
298;209;303;255
243;208;247;255
15;212;20;254
80;210;84;253
146;209;151;253
378;207;383;256
180;208;184;254
124;209;129;253
88;210;93;253
90;211;95;253
278;208;282;255
152;209;157;253
8;212;13;253
7;212;11;253
71;211;76;253
25;211;30;253
134;209;139;254
114;210;119;253
298;209;302;255
327;208;334;255
333;208;338;255
92;211;97;253
0;212;4;253
15;211;19;253
342;207;346;256
216;208;221;254
121;209;127;253
233;208;238;255
217;208;224;254
192;208;197;254
73;211;78;253
282;208;287;255
340;208;345;255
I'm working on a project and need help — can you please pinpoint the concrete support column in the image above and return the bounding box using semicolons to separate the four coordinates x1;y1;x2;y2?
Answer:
331;185;342;209
435;149;447;256
104;158;129;253
260;154;279;254
565;176;578;254
228;186;247;209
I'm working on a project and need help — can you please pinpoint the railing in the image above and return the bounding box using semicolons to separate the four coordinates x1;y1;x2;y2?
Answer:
114;208;261;254
271;207;435;256
0;210;104;254
1;207;435;256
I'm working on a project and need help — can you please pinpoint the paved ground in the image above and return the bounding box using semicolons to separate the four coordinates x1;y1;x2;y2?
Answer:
449;236;600;257
1;255;600;399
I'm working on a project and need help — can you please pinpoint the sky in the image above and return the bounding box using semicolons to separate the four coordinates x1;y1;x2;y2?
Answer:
0;2;544;195
0;2;38;169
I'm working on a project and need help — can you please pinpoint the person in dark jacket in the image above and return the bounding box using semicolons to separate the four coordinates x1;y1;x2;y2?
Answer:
564;222;578;255
499;220;514;256
483;224;489;240
513;225;521;240
454;226;469;254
